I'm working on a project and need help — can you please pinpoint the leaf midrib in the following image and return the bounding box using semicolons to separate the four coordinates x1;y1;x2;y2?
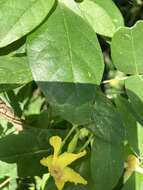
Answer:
0;149;50;160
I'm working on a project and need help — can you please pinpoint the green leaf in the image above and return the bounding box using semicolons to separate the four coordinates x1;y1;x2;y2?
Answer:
115;96;143;190
27;2;104;85
27;1;123;144
20;82;123;143
0;55;33;92
115;96;138;154
115;96;143;154
37;83;99;125
122;123;143;190
0;128;64;177
0;161;17;177
91;137;124;190
123;173;143;190
0;0;55;48
87;90;124;143
62;0;123;37
27;1;105;126
125;75;143;125
9;178;18;190
92;0;124;29
122;174;135;190
86;95;124;189
111;21;143;74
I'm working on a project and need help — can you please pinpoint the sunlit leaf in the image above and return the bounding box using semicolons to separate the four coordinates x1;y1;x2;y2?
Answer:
0;0;55;47
111;21;143;74
0;55;33;92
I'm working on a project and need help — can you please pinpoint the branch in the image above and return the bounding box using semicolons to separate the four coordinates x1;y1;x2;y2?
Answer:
0;98;24;131
0;177;11;188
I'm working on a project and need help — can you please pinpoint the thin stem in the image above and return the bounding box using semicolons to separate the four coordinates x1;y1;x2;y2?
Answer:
61;124;78;148
0;98;23;131
102;76;129;84
0;177;11;188
79;134;93;152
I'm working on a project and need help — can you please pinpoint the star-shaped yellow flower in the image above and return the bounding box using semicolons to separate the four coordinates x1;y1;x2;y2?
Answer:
124;154;143;183
40;136;87;190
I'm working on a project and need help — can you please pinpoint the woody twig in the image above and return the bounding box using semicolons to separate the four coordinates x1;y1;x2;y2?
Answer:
0;98;24;131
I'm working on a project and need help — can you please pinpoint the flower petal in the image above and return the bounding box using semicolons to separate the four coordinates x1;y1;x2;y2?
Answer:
62;167;87;185
55;179;65;190
49;136;62;159
127;155;139;170
124;162;128;168
135;165;143;174
57;150;86;169
124;169;133;184
40;155;53;168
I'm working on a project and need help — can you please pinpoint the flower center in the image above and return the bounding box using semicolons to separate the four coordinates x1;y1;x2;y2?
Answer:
49;165;63;179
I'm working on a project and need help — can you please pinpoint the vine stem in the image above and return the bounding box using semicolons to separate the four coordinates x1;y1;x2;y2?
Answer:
61;124;78;148
102;76;129;84
0;177;11;188
79;134;93;152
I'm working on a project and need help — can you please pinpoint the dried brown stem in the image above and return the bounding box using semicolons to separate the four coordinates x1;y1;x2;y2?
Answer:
0;98;23;131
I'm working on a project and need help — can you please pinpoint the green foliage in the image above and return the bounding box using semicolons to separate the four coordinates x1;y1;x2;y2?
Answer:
0;0;55;47
111;21;143;74
0;0;143;190
0;55;32;92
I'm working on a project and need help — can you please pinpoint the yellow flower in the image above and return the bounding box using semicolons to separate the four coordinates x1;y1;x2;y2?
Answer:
124;154;143;183
40;136;87;190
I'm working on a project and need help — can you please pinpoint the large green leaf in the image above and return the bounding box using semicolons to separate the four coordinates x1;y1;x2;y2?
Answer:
111;21;143;74
115;96;143;190
0;128;64;177
122;122;143;190
115;97;143;152
27;1;104;126
87;90;124;143
62;0;123;37
0;0;55;48
36;83;99;125
125;75;143;125
27;1;123;143
87;95;124;189
27;2;104;85
0;55;33;92
91;137;124;190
